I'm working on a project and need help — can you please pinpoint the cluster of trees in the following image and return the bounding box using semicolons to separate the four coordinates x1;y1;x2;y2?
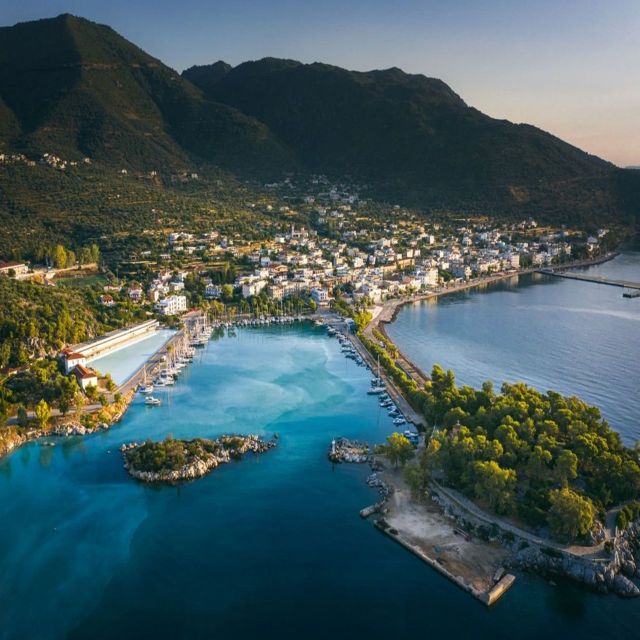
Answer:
408;365;640;541
379;432;414;467
0;358;85;425
125;436;220;473
0;278;102;368
49;243;100;269
616;501;640;531
331;297;371;332
205;291;316;319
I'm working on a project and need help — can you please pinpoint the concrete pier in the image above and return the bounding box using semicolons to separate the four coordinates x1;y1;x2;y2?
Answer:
537;269;640;289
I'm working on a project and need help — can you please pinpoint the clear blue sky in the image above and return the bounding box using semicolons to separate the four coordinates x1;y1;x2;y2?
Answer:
3;0;638;166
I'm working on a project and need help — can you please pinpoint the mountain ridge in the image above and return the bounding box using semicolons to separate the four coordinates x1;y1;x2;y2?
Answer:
0;14;295;174
0;14;638;225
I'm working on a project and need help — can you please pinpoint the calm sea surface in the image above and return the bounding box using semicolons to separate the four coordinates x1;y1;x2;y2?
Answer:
0;255;639;639
388;251;640;444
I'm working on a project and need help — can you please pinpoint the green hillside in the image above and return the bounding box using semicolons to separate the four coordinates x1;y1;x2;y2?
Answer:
0;14;294;174
0;14;637;233
187;58;640;224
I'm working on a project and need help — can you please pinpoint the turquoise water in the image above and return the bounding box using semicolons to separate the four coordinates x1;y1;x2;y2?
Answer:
388;251;640;444
88;329;175;384
0;297;638;638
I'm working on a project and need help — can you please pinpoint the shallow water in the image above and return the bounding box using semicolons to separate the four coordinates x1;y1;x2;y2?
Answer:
88;329;175;384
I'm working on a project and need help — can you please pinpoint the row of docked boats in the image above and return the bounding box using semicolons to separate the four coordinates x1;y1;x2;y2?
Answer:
213;315;306;330
339;340;365;367
139;332;201;406
329;326;415;434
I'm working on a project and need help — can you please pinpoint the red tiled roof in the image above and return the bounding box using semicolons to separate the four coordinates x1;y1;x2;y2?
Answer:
65;352;85;360
73;364;97;379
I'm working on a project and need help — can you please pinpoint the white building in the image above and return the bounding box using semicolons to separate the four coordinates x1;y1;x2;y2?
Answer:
60;350;87;374
72;364;98;392
205;283;222;299
155;295;187;316
242;280;267;298
310;287;329;305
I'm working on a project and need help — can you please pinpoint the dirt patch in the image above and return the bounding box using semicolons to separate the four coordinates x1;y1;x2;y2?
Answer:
381;466;509;594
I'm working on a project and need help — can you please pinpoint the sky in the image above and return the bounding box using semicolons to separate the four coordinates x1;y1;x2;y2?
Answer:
2;0;638;166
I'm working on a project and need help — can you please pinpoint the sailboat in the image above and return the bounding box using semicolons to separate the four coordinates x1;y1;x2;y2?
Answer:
140;366;154;394
367;355;385;394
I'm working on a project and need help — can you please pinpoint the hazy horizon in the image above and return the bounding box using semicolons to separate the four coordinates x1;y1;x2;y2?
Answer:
2;0;638;167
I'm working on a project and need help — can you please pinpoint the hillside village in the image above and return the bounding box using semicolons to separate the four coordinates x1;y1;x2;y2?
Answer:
1;174;612;318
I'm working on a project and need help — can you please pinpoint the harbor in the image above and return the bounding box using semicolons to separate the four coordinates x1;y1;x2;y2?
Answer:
1;252;639;637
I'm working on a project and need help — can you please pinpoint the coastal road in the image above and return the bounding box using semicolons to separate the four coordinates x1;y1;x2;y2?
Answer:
431;479;609;560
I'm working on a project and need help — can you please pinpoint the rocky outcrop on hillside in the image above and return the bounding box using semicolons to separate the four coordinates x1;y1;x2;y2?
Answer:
514;522;640;597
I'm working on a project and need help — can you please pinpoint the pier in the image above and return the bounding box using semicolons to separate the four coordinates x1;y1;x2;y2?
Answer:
537;269;640;290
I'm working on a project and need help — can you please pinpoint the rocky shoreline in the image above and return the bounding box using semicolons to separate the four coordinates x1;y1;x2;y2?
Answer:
513;523;640;597
428;485;640;598
122;434;276;483
0;390;134;459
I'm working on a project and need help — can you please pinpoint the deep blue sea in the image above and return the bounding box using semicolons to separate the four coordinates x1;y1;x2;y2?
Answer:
0;253;639;639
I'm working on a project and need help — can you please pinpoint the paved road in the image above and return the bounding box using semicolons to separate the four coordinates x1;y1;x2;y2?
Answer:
6;403;102;425
431;478;609;560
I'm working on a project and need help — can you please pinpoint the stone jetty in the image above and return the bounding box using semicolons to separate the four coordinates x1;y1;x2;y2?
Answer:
328;437;370;463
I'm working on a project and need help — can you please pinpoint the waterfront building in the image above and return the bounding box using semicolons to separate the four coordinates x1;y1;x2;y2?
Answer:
72;364;98;391
155;295;187;316
311;287;330;305
60;349;88;374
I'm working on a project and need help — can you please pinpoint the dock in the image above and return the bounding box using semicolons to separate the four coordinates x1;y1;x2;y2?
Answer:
375;519;515;606
537;269;640;290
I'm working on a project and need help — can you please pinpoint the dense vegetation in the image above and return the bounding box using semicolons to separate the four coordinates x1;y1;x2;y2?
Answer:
124;437;222;473
0;14;292;175
188;57;640;227
357;324;640;542
0;277;102;368
407;365;640;541
1;359;80;415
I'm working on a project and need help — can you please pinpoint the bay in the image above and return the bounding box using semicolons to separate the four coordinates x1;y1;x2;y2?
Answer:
0;252;639;638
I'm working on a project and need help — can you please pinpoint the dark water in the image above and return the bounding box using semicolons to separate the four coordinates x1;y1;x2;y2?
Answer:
388;251;640;444
0;267;639;638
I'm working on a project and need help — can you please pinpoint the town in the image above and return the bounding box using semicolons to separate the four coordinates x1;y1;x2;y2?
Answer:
0;175;615;319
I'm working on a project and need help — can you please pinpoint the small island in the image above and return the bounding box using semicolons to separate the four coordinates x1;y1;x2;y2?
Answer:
122;434;276;483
